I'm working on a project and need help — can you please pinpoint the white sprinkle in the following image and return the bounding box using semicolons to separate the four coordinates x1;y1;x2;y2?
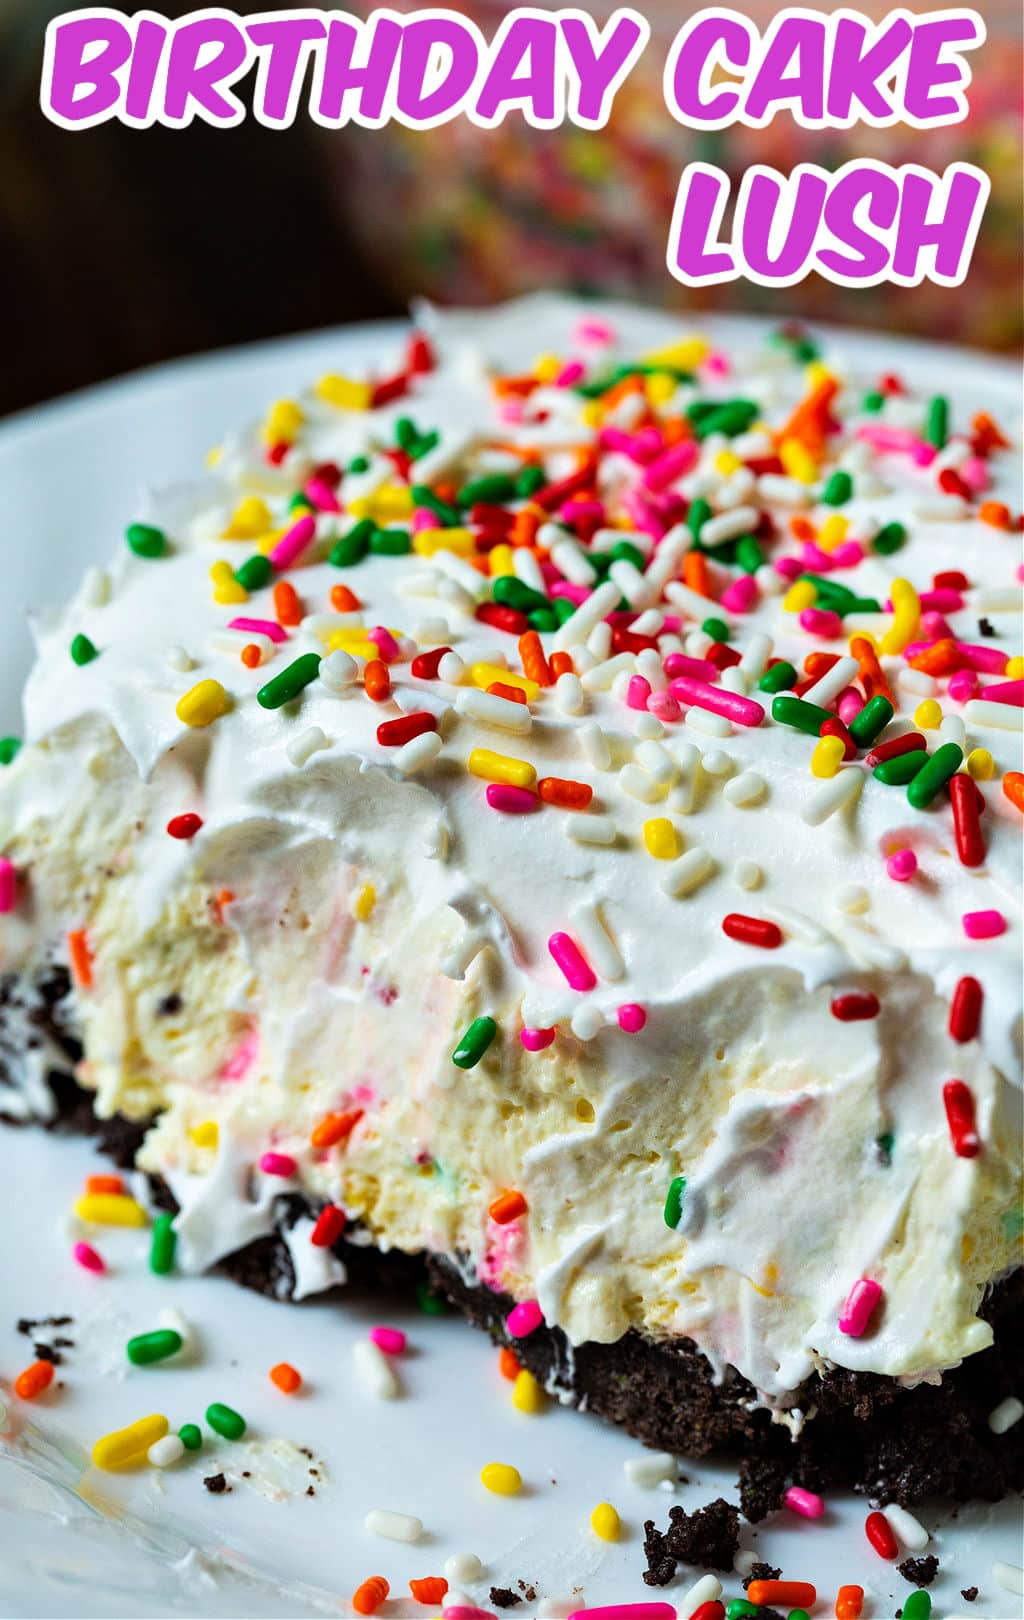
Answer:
993;1561;1024;1595
684;627;714;658
658;632;684;656
882;1502;929;1551
579;721;612;770
835;882;870;914
915;496;969;521
457;689;531;735
581;652;636;692
571;1005;604;1041
556;672;585;715
573;646;597;674
397;568;439;598
644;524;691;593
724;770;765;805
760;903;827;945
553;579;620;651
835;918;907;972
166;645;194;673
733;1548;759;1576
610;669;635;704
365;1508;422;1542
841;611;890;636
680;1576;723;1611
353;1337;400;1398
669;741;702;813
148;1434;185;1468
571;898;624;982
594;526;651;556
513;549;546;594
632;608;665;636
81;566;111;608
210;628;275;664
565;815;617;847
412;616;450;644
700;748;733;779
802;654;859;708
319;649;359;691
975;586;1022;613
431;549;490;601
286;726;330;768
303;611;364;639
665;580;724;623
988;1395;1024;1434
444;1553;483;1584
550;537;597;586
623;1450;676;1488
802;767;863;825
757;473;811;507
536;1601;575;1620
720;664;748;695
438;579;477;617
897;667;938;697
939;714;966;749
393;732;442;774
699;505;760;546
438;650;465;684
662;847;714;897
636;647;668;692
441;929;486;981
634;739;677;785
965;699;1023;731
634;713;664;741
609;557;657;608
157;1307;195;1352
619;764;662;804
393;686;450;722
755;563;783;598
586;620;613;662
733;858;762;890
685;707;732;739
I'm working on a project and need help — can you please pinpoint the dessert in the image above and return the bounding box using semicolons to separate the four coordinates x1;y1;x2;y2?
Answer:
1;296;1021;1502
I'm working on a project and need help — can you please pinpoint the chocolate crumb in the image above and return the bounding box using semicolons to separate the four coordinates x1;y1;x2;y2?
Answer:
203;1473;230;1493
17;1315;72;1336
489;1588;521;1608
977;616;996;637
643;1497;740;1584
517;1583;537;1601
33;1343;61;1365
737;1454;787;1522
241;1471;251;1479
899;1555;938;1586
305;1485;315;1496
961;1588;978;1602
743;1562;782;1587
156;993;183;1016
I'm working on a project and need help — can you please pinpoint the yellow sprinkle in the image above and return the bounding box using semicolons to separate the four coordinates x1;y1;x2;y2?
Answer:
468;749;537;790
213;581;248;606
779;436;819;484
642;337;708;371
92;1414;168;1471
511;1369;547;1414
256;528;287;555
371;484;414;520
1005;655;1024;680
914;699;943;730
206;446;223;468
966;747;995;780
714;450;742;476
488;544;516;579
817;513;849;552
74;1193;149;1228
644;371;676;407
811;734;845;777
805;360;836;388
189;1121;218;1149
209;560;235;584
413;526;475;558
315;374;371;411
881;577;921;655
580;400;604;428
532;352;561;384
352;882;376;922
590;1502;621;1542
469;664;539;701
480;1461;522;1496
783;579;817;613
261;399;303;448
326;634;376;660
643;817;680;860
223;497;271;540
175;679;231;729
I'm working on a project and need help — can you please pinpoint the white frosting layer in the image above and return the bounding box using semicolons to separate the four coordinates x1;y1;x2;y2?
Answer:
0;295;1020;1405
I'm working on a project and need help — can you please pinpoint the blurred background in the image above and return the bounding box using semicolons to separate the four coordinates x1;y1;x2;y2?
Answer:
2;0;1020;419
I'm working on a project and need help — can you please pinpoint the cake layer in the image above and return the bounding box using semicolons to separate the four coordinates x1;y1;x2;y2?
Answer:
0;297;1021;1426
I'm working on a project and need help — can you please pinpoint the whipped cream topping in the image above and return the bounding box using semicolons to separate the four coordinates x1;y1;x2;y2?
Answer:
0;295;1020;1405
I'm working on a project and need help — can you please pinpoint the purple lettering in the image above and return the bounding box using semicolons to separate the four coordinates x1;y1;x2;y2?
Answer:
893;166;988;282
316;15;403;124
561;13;646;125
164;16;249;124
905;14;982;122
745;17;826;124
818;166;900;279
247;17;327;125
742;168;826;278
668;165;735;283
476;16;559;124
395;18;478;124
668;15;751;123
827;15;913;123
44;15;132;125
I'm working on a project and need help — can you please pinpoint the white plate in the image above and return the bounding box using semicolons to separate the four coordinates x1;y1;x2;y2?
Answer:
0;319;1021;1620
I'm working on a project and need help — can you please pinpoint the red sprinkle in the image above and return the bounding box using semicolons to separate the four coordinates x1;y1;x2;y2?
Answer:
689;1605;726;1620
864;731;927;769
410;646;451;680
166;813;203;840
476;602;529;635
376;712;438;748
949;975;983;1043
820;716;857;760
487;681;528;705
934;569;969;591
943;1079;981;1157
938;467;971;499
864;1510;899;1559
705;641;742;671
831;992;881;1021
310;1205;346;1248
722;913;783;949
949;772;985;867
370;371;410;408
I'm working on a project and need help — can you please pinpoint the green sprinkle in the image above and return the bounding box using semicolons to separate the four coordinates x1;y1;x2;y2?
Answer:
348;454;370;474
149;1211;177;1275
735;535;764;573
416;1282;447;1315
126;523;166;559
493;576;548;614
0;736;22;766
907;741;963;809
452;1015;497;1070
609;540;646;571
329;518;375;567
925;395;948;450
553;597;576;626
411;485;460;527
459;474;517;506
394;416;418;451
801;573;857;607
873;520;907;555
787;1611;811;1620
873;749;930;786
288;493;313;514
516;465;545;498
861;390;884;413
848;694;894;747
587;551;612;577
178;1423;202;1451
206;1402;246;1441
126;1328;182;1365
821;469;853;506
758;660;797;693
70;633;98;666
725;1602;760;1620
771;694;832;735
687;399;759;440
687;497;712;540
369;528;411;556
528;608;559;632
701;616;730;643
234;554;272;591
663;1175;686;1230
256;652;322;710
902;1592;931;1620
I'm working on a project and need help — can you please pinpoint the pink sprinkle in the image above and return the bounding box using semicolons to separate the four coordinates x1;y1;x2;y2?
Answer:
0;857;16;914
784;1485;826;1519
948;670;979;702
627;675;652;711
567;1606;676;1620
598;426;634;455
648;691;682;723
701;349;730;377
670;675;765;728
555;360;585;388
227;616;287;643
412;506;440;533
886;849;917;882
367;625;400;661
775;556;804;581
520;1026;556;1051
856;423;919;454
799;606;843;638
963;909;1006;940
561;498;605;526
486;783;538;815
918;587;964;614
801;541;835;572
911;437;937;467
980;679;1024;707
830;540;865;568
839;1277;883;1337
444;1609;498;1620
617;1003;647;1033
663;653;718;683
920;610;955;642
548;931;596;992
303;476;341;514
260;1152;297;1177
956;643;1009;675
499;400;524;425
73;1240;105;1274
572;317;616;347
960;455;989;493
549;581;590;606
837;688;865;724
268;512;317;571
506;1299;543;1337
642;439;699;492
720;573;758;613
369;1326;407;1355
628;426;665;465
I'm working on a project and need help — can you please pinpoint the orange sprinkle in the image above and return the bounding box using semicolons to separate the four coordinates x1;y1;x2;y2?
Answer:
659;415;691;447
269;1361;302;1394
747;1581;816;1609
977;500;1011;529
434;481;458;506
241;643;261;669
489;1189;528;1225
908;637;960;676
849;635;894;705
972;410;1010;454
352;1576;389;1615
211;888;234;924
409;1576;448;1606
67;929;93;989
789;513;817;542
803;651;838;676
836;1585;865;1620
780;376;839;446
549;651;574;680
498;1347;521;1382
86;1173;124;1196
1003;771;1024;812
538;777;593;810
681;550;712;598
15;1360;55;1400
273;580;301;627
511;507;540;548
330;583;361;612
310;1108;363;1150
518;630;552;688
487;681;528;705
364;659;391;702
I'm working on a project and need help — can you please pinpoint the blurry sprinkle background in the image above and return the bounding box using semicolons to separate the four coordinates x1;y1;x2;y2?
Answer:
1;0;1021;418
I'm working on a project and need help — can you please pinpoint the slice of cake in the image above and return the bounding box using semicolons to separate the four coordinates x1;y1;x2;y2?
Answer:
1;296;1021;1504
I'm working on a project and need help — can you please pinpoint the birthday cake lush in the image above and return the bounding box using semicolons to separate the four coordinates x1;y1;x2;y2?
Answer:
1;297;1021;1505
